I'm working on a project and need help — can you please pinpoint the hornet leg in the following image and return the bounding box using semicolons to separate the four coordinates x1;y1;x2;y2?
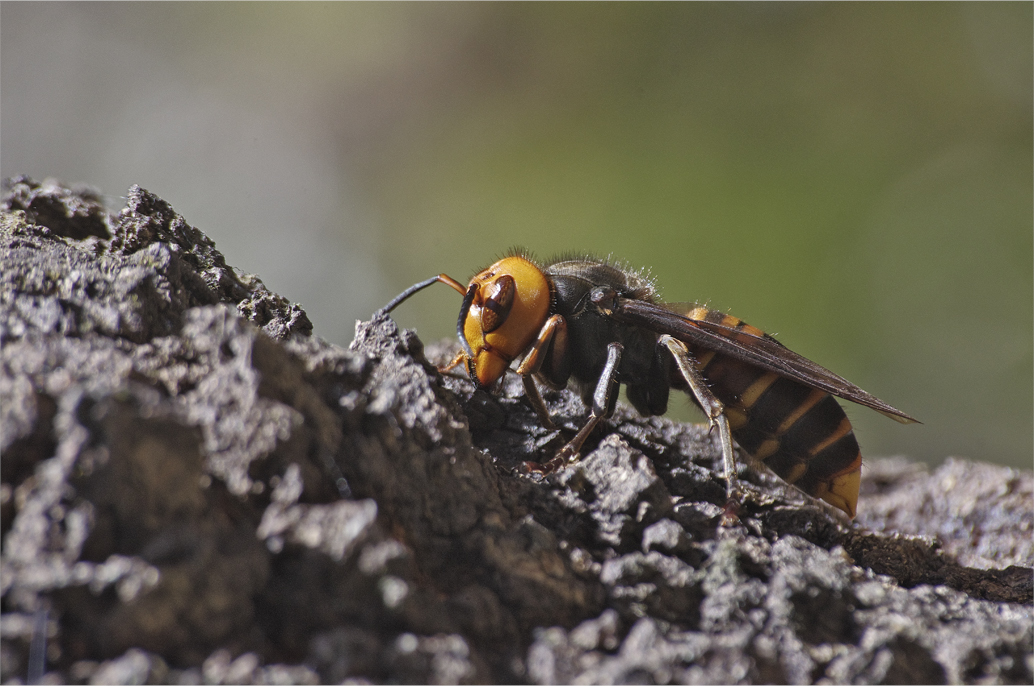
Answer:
527;341;623;475
659;335;741;506
515;314;567;431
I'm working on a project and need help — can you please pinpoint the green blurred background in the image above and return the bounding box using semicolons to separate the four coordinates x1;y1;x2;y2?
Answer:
3;3;1030;469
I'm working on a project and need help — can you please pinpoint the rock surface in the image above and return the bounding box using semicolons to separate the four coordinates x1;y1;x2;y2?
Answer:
1;177;1031;684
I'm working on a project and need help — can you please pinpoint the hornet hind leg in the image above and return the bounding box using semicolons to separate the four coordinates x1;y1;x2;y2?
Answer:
659;335;743;511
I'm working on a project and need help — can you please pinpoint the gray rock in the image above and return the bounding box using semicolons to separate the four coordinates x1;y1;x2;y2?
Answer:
1;177;1030;684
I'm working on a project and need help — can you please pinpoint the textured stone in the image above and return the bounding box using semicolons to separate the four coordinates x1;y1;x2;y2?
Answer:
1;178;1030;684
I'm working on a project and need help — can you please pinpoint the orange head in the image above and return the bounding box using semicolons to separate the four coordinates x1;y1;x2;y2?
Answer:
458;255;552;389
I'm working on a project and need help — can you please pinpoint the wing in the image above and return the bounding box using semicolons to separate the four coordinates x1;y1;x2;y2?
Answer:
609;297;919;424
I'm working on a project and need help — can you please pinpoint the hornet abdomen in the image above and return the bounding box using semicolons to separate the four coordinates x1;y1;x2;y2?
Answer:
677;305;861;516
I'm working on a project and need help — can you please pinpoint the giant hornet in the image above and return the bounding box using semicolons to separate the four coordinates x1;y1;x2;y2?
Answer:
381;252;917;518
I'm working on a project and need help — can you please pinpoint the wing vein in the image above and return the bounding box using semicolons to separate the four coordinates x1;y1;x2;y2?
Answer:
610;298;918;424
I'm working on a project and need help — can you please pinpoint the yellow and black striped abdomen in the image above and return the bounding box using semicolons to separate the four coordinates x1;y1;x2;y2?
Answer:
678;307;862;516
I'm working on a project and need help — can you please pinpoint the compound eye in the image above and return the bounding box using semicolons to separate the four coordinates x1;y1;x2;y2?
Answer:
480;274;515;333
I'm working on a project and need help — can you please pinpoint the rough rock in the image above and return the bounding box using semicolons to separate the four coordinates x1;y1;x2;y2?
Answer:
1;177;1031;684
